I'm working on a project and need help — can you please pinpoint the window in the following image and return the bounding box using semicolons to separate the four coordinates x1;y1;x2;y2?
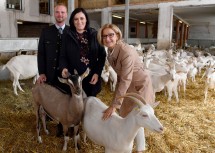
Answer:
130;27;136;33
6;0;22;10
116;0;125;4
40;0;50;14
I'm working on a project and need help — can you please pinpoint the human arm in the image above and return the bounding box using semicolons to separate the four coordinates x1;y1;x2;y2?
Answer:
102;45;135;120
111;51;134;109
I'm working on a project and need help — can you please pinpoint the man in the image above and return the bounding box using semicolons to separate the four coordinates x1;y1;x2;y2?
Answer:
37;3;69;137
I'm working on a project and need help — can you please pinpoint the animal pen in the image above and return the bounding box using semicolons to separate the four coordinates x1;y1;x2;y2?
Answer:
0;66;214;152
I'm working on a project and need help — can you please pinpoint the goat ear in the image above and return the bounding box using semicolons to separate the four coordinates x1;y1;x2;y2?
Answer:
150;101;160;108
58;77;67;84
67;72;71;77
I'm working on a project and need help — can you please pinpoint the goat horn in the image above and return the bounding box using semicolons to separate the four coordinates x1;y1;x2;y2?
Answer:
123;92;147;105
81;68;90;79
118;95;144;108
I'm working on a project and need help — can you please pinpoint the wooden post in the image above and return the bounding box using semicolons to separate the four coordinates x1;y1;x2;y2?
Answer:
179;22;184;48
152;21;158;38
186;26;189;40
183;24;188;45
175;20;180;48
124;0;129;42
136;21;140;38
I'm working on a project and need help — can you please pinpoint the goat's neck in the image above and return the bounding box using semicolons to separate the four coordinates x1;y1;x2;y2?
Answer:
68;93;84;114
161;73;172;84
117;110;140;145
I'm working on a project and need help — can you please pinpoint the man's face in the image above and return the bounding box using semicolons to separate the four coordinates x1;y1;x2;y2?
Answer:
54;5;67;24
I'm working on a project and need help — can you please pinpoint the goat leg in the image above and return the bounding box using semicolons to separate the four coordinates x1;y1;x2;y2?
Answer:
36;106;42;143
62;126;69;151
74;125;81;152
39;106;49;135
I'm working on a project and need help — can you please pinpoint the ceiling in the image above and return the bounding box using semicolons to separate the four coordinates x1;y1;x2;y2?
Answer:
174;5;215;26
88;4;215;28
110;5;215;26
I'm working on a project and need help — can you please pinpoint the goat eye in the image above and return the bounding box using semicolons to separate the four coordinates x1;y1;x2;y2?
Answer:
142;114;148;117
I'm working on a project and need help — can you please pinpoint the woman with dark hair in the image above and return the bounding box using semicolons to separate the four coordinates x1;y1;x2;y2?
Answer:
59;8;106;96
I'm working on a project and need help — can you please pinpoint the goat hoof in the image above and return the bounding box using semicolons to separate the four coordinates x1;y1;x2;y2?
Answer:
62;147;67;151
75;148;81;153
38;136;42;143
45;130;49;135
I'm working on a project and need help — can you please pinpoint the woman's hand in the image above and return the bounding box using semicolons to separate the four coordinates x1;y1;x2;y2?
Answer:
89;74;98;85
102;105;116;120
62;68;69;78
37;74;46;84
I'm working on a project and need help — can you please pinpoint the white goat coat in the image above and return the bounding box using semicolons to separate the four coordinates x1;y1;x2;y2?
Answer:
6;55;38;80
2;55;38;95
83;96;163;153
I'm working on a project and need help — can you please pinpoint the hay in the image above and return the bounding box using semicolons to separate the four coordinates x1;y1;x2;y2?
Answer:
0;71;214;153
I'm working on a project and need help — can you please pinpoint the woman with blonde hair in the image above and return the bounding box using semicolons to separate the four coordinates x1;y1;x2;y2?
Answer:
97;23;156;153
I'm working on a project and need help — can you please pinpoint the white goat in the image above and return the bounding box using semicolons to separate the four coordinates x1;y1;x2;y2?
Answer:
202;67;215;103
32;68;89;151
101;67;110;84
0;55;38;95
165;74;180;102
188;67;198;82
108;66;117;92
82;93;163;153
177;71;188;96
101;63;117;92
150;64;176;93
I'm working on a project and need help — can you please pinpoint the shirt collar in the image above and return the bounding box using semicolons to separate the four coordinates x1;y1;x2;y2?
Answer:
55;24;66;30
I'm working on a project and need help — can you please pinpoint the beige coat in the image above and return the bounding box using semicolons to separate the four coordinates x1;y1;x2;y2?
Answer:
107;40;155;117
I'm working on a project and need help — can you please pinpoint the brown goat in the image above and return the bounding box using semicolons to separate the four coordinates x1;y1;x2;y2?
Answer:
32;68;89;151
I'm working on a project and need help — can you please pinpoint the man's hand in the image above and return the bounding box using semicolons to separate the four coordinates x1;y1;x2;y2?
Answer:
37;74;46;84
89;74;98;85
62;68;69;78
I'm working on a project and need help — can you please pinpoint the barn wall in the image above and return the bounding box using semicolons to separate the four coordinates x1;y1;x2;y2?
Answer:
189;25;215;40
0;0;54;38
187;25;215;48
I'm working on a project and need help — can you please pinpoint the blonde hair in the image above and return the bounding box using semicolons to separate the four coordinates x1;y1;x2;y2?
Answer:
97;23;122;46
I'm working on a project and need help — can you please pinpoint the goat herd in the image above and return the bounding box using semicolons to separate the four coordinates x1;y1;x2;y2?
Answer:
0;44;214;152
